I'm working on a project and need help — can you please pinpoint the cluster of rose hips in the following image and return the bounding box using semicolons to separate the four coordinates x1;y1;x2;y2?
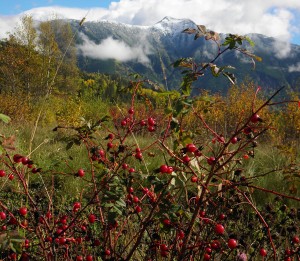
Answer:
0;154;41;181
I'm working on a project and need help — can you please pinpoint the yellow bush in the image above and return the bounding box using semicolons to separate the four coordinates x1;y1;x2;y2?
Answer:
0;93;31;122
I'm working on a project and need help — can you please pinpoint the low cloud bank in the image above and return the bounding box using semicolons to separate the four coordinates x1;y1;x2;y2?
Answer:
77;33;152;63
289;62;300;72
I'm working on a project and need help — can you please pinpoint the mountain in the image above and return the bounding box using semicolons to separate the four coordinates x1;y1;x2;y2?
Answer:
71;17;300;95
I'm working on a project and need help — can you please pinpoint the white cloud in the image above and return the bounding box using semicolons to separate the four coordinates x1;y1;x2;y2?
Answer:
0;15;20;39
289;62;300;72
77;33;152;63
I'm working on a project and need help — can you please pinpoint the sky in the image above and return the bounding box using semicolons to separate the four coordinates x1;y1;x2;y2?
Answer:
0;0;300;61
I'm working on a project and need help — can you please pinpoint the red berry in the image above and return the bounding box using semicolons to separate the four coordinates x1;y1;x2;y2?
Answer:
59;237;66;245
217;136;225;143
121;120;127;126
31;168;38;173
228;238;237;249
93;239;101;246
8;216;17;225
218;213;226;220
160;250;168;257
76;237;83;244
60;217;67;225
292;236;300;243
8;174;14;180
140;120;146;126
133;196;139;203
77;169;85;177
129;168;135;173
128;108;134;114
285;249;292;256
163;219;171;226
21;253;29;260
98;149;105;157
108;133;114;139
167;166;173;173
243;127;252;134
231;137;238;144
21;221;29;229
0;170;5;177
73;202;81;212
128;187;134;193
46;211;52;219
148;125;155;132
21;157;29;165
13;154;22;163
76;256;84;261
214;224;225;235
147;117;155;126
142;187;149;194
104;249;111;256
88;214;96;223
259;248;267;257
135;206;142;213
177;230;185;239
191;176;198;183
160;244;168;251
250;113;260;123
243;154;249;160
107;142;113;149
86;255;93;261
182;155;190;163
135;152;143;160
186;143;197;153
122;163;129;169
211;240;220;250
205;247;212;254
284;257;292;261
203;253;211;260
207;157;216;165
19;207;27;216
199;211;206;218
0;212;6;220
160;165;169;173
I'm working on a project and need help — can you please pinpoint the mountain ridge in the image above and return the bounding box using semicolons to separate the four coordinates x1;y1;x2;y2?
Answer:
72;16;300;95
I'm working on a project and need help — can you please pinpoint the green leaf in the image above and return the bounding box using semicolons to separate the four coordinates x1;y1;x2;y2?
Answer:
66;141;74;150
0;113;11;124
101;115;111;122
154;182;165;193
115;199;126;207
170;177;176;186
107;211;118;222
245;36;255;47
172;58;185;68
170;118;179;131
112;205;123;215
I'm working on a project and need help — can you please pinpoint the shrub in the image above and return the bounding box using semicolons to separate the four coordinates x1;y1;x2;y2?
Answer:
0;26;299;261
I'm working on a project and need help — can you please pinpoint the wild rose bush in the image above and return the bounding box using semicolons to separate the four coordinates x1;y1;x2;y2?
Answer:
0;28;299;261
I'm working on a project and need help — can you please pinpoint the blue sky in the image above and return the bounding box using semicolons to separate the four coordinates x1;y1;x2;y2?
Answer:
0;0;299;47
0;0;116;15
